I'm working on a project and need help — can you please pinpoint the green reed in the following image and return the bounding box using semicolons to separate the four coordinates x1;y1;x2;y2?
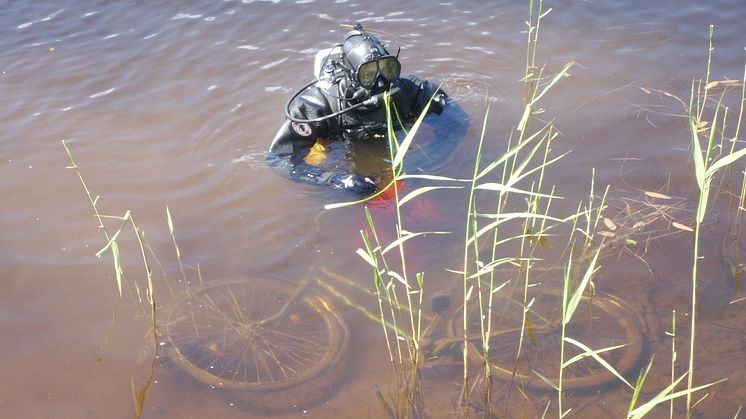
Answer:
684;26;746;418
669;310;677;418
625;25;746;419
475;3;583;413
347;90;444;416
63;141;158;419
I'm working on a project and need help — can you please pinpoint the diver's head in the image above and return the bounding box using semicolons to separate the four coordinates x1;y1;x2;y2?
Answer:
342;24;401;99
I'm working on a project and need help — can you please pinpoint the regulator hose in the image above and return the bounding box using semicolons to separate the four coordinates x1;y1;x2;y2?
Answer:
284;84;400;124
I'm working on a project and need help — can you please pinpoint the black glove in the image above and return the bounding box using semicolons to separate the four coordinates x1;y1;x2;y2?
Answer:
328;173;377;196
431;92;448;114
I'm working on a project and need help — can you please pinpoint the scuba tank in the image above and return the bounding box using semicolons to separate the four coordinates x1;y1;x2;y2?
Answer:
313;45;345;91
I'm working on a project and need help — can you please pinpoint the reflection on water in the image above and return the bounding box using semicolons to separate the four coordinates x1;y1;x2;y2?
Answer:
2;0;746;417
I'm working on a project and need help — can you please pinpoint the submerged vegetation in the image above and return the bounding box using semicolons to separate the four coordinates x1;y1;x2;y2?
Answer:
65;2;746;419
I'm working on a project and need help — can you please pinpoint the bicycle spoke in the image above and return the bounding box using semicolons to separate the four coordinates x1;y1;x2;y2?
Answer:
448;289;643;391
163;278;348;391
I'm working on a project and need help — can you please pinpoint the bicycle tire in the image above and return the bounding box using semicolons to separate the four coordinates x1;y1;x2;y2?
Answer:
161;277;348;392
448;289;644;391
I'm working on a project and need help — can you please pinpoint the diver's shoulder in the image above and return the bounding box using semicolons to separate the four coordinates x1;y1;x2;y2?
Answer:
297;85;333;104
398;74;427;86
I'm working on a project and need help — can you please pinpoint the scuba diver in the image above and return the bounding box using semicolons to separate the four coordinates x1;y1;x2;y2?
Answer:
266;24;468;196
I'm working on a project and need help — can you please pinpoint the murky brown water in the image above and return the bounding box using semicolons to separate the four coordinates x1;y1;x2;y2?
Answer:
2;1;745;418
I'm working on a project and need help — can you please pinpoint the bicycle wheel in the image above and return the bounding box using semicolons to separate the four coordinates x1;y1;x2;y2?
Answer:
448;289;644;391
161;277;348;392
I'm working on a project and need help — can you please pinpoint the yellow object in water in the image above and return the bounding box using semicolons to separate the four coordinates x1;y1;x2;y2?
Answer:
304;138;329;165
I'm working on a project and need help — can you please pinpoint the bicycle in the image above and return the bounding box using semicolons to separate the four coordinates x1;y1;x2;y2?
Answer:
160;265;645;402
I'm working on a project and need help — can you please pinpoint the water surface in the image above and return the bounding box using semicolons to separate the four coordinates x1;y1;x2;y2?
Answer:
2;1;745;417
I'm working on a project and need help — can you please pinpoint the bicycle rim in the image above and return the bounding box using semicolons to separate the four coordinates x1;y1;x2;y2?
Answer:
162;277;348;392
450;289;644;391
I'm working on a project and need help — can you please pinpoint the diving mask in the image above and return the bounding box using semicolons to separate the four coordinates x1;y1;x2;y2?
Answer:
342;24;401;89
356;56;401;88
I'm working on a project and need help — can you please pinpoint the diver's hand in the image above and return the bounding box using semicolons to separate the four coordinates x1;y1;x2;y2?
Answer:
328;173;377;195
431;92;448;114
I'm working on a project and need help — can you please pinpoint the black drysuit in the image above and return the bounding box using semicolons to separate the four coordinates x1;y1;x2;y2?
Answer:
266;75;466;195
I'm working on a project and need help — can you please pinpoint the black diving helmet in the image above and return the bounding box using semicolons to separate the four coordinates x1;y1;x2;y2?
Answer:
342;25;401;91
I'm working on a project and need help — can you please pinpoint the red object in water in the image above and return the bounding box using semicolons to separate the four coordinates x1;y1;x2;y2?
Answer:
375;179;404;203
368;179;441;223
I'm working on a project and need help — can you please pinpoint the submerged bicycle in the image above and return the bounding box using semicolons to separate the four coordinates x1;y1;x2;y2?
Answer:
160;264;646;402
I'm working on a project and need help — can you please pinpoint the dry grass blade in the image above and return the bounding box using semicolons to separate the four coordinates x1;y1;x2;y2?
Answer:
704;79;741;89
672;222;694;232
644;191;672;200
603;217;618;230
